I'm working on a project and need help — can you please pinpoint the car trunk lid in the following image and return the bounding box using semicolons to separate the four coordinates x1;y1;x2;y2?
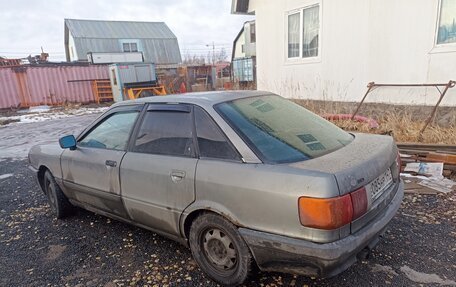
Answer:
289;133;398;196
291;133;400;235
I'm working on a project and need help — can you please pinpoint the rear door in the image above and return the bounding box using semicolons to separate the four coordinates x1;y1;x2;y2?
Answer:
61;105;142;217
120;104;197;236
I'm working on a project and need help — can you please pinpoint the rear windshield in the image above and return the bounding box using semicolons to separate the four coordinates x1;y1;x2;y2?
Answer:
215;95;353;163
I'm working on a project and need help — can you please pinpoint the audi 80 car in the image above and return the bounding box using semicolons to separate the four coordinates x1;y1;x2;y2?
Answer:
28;91;404;286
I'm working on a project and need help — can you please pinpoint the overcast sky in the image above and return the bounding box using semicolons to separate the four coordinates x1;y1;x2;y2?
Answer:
0;0;253;61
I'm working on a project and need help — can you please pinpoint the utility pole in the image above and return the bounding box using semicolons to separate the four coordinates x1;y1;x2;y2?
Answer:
206;42;215;65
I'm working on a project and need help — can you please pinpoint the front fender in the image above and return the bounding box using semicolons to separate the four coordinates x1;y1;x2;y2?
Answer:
28;144;64;180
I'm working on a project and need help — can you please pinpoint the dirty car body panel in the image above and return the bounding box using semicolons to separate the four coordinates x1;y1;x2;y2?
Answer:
28;91;404;278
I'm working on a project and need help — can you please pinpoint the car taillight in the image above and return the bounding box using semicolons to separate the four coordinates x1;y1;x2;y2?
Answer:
298;195;353;230
298;187;368;230
350;187;368;220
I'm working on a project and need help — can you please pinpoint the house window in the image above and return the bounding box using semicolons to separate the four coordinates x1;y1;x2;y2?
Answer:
241;44;245;53
288;13;300;58
122;42;139;52
287;4;320;59
303;6;319;57
250;23;256;43
437;0;456;45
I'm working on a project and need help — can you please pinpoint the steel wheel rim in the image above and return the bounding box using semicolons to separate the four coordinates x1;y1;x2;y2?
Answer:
201;228;238;271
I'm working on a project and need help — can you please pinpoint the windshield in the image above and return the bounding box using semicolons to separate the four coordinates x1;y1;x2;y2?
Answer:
215;95;353;163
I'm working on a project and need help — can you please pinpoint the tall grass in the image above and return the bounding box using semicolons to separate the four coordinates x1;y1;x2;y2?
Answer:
293;100;456;144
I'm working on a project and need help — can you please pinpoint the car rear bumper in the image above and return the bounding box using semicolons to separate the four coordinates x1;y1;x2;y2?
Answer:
239;180;404;277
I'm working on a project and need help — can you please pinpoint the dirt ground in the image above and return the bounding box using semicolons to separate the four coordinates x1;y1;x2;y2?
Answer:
0;158;455;286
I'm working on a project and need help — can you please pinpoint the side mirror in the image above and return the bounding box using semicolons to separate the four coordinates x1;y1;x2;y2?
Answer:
59;135;77;150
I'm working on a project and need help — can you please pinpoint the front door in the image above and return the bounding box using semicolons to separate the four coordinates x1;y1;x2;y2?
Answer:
61;106;142;217
120;104;197;236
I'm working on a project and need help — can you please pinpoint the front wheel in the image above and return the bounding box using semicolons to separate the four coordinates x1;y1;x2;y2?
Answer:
43;170;73;219
189;213;253;286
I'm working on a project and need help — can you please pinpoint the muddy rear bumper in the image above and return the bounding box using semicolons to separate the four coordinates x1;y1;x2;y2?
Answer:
239;181;404;277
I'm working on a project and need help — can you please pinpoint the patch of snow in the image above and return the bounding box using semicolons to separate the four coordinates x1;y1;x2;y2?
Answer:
0;106;109;126
27;105;51;113
0;174;13;180
371;264;398;277
400;265;456;286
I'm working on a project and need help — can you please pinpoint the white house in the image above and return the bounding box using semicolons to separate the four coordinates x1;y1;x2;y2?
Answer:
232;20;257;84
231;0;456;106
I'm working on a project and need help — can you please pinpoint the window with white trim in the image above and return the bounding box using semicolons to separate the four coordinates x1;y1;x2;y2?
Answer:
122;42;138;52
437;0;456;45
287;4;320;59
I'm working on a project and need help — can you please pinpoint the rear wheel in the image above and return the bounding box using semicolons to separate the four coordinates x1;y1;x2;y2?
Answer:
189;213;253;286
43;171;73;219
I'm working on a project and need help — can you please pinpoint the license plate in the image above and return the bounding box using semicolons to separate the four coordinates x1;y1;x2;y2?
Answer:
366;168;393;201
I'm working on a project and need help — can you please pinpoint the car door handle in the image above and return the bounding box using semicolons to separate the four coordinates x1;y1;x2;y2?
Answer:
170;170;186;182
105;160;117;167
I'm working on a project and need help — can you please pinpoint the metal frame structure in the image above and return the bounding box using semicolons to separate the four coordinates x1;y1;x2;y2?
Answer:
125;86;167;100
351;81;455;139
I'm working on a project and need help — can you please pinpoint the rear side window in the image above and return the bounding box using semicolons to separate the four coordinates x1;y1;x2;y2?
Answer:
194;106;240;161
79;111;139;150
133;110;194;157
216;95;353;163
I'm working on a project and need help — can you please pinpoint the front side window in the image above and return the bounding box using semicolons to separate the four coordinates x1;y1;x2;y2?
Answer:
133;110;194;157
216;95;353;164
437;0;456;44
194;106;240;161
79;111;139;150
287;5;320;59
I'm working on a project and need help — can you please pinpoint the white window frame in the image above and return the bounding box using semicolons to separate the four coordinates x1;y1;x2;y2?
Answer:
123;42;138;52
285;2;322;64
432;0;456;53
119;39;142;53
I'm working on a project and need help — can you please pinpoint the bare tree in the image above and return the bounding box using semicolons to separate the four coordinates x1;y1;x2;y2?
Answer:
215;48;228;62
183;53;206;65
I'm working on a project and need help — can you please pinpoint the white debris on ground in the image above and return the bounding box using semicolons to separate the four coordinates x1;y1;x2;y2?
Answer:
401;161;456;194
0;106;109;125
401;173;456;194
0;111;102;159
0;174;13;180
404;162;444;178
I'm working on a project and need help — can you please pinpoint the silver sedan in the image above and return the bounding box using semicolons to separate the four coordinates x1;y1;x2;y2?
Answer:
28;91;404;286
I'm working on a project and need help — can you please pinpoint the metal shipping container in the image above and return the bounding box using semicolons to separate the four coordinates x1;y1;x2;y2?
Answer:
109;63;157;102
0;65;109;109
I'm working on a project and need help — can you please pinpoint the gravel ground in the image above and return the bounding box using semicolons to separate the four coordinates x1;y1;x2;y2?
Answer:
0;114;455;287
1;158;455;287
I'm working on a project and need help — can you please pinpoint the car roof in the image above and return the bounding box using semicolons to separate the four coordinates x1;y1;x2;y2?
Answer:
111;90;272;109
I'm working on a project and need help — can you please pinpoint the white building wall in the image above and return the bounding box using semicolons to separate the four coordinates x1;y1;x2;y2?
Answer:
234;29;246;59
249;0;456;106
68;33;78;62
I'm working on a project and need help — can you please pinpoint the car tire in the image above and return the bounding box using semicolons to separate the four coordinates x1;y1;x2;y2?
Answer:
189;213;253;286
43;170;73;219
